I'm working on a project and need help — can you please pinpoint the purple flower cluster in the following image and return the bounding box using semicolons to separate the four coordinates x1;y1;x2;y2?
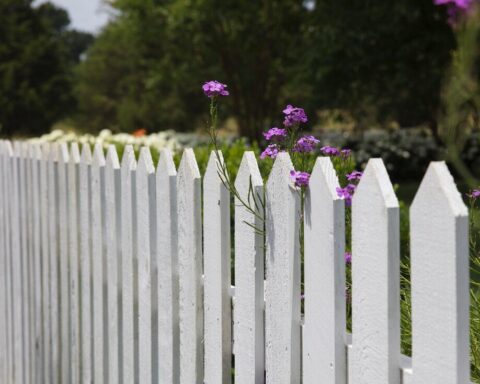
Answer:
283;105;308;127
202;80;229;98
344;252;352;264
260;144;280;160
320;146;352;158
290;170;311;187
434;0;474;24
468;189;480;199
293;135;320;153
336;184;357;207
263;127;287;141
434;0;472;9
346;171;363;181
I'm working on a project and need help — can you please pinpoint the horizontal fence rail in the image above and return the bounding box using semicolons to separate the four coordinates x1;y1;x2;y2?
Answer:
0;140;471;383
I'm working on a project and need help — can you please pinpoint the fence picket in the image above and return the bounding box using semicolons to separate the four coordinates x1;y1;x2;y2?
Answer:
303;157;346;384
121;145;137;384
92;144;107;384
10;142;25;384
136;147;156;384
0;142;7;383
30;144;43;384
233;151;264;384
350;158;400;384
177;148;203;384
203;151;232;384
156;148;180;384
105;145;121;384
57;143;70;384
265;152;301;384
410;162;470;383
40;143;51;384
48;143;61;384
68;143;81;384
79;144;93;384
18;143;32;384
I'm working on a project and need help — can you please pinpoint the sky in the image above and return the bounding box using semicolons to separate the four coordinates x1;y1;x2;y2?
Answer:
34;0;112;33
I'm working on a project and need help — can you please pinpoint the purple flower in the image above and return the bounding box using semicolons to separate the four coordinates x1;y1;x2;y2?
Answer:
290;170;311;187
336;184;357;206
344;252;352;264
293;135;320;153
434;0;472;9
341;148;352;157
468;189;480;199
321;145;340;156
202;80;229;98
346;171;363;182
283;105;308;127
263;127;287;141
260;144;280;160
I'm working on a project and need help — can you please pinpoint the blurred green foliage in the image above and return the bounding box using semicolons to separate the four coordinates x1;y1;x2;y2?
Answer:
74;0;455;139
0;0;93;136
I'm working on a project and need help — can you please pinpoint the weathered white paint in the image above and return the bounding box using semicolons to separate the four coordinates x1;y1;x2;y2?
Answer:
79;144;93;384
265;152;301;384
121;145;136;384
233;151;264;384
68;143;81;384
303;157;346;384
410;162;470;383
136;147;155;384
105;145;121;384
92;144;107;384
203;151;232;384
57;143;70;384
350;158;400;384
156;148;180;384
177;148;203;384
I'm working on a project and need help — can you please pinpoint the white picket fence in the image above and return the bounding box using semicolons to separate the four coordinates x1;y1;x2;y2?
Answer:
0;140;471;384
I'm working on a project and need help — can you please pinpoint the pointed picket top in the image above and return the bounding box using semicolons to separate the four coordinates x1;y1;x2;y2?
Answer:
157;148;176;176
353;158;397;208
58;142;69;165
80;143;92;164
266;152;295;190
204;150;227;186
92;143;105;167
410;161;469;384
178;148;200;180
121;144;137;171
69;142;80;164
350;157;400;384
303;156;346;384
234;151;263;193
49;142;59;162
5;140;13;157
106;145;120;170
13;140;21;156
411;161;467;218
137;146;154;175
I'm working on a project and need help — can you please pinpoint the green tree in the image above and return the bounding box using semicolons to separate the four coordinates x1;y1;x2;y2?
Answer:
0;0;93;137
306;0;455;128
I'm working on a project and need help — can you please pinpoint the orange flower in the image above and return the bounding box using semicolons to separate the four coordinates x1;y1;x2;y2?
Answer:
133;128;147;137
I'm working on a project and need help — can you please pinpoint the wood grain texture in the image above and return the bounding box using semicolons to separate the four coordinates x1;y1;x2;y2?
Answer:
177;148;203;384
265;152;301;384
303;157;346;384
410;162;470;383
350;158;400;384
233;151;264;384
